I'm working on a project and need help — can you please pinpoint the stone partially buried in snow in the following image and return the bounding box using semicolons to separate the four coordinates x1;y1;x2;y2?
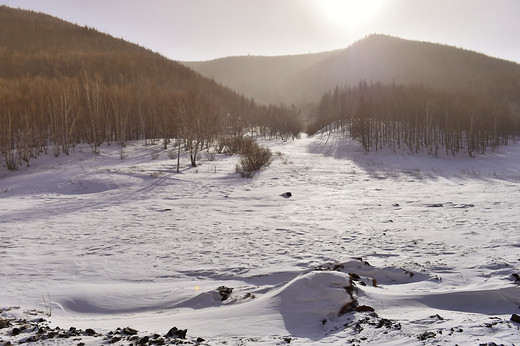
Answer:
165;326;187;339
217;286;233;301
280;192;292;198
0;317;8;329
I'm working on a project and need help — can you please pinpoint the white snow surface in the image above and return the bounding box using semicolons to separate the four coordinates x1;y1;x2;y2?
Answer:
1;133;520;345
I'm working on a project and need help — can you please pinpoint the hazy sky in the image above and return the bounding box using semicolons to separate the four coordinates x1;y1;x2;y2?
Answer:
1;0;519;63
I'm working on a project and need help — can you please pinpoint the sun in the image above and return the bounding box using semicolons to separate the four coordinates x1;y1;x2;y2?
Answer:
317;0;383;30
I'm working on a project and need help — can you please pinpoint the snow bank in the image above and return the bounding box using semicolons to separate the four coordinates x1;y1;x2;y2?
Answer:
2;136;520;345
273;271;353;337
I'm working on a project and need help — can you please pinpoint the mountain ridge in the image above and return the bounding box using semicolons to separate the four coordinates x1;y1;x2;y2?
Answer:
183;49;343;105
183;34;520;107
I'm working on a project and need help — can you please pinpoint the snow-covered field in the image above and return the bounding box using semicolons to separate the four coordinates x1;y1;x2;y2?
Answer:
1;133;519;345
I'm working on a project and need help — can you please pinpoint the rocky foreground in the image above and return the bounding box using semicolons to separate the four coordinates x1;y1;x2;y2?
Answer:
0;310;203;345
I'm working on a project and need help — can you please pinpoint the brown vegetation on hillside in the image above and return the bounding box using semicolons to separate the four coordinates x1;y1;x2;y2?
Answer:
0;6;302;170
309;82;520;156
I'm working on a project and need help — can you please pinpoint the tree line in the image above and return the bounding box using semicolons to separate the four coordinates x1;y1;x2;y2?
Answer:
308;82;520;156
0;73;302;171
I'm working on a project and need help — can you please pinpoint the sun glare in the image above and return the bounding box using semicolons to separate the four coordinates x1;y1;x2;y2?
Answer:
317;0;383;29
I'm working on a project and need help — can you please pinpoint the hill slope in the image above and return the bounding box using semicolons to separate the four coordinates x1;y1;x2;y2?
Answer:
183;50;341;105
0;5;234;99
0;6;302;171
184;34;520;107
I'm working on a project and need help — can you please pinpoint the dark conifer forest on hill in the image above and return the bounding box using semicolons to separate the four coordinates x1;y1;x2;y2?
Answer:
1;5;520;172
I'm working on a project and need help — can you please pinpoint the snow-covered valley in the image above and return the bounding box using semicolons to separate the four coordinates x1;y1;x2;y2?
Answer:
1;133;519;345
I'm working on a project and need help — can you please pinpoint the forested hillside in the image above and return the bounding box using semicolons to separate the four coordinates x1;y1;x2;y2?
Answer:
0;6;302;171
290;34;520;106
185;34;520;108
186;34;520;156
305;37;520;155
309;82;519;156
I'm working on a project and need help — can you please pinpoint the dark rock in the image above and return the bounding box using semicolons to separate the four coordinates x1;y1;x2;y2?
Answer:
166;326;187;339
511;313;520;323
47;331;58;338
280;192;292;198
0;317;9;329
427;203;443;208
85;328;96;336
315;262;344;271
418;331;436;340
454;203;475;208
139;336;150;345
217;286;233;301
37;326;49;334
109;336;121;344
25;334;40;343
349;273;361;281
196;337;205;342
376;318;394;329
11;327;21;336
338;300;358;315
58;332;70;338
243;292;256;299
355;305;375;312
152;337;165;345
284;337;292;343
512;273;520;282
123;327;138;335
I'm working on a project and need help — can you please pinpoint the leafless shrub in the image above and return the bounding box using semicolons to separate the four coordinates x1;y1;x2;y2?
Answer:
217;135;257;155
236;141;272;178
206;151;216;161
